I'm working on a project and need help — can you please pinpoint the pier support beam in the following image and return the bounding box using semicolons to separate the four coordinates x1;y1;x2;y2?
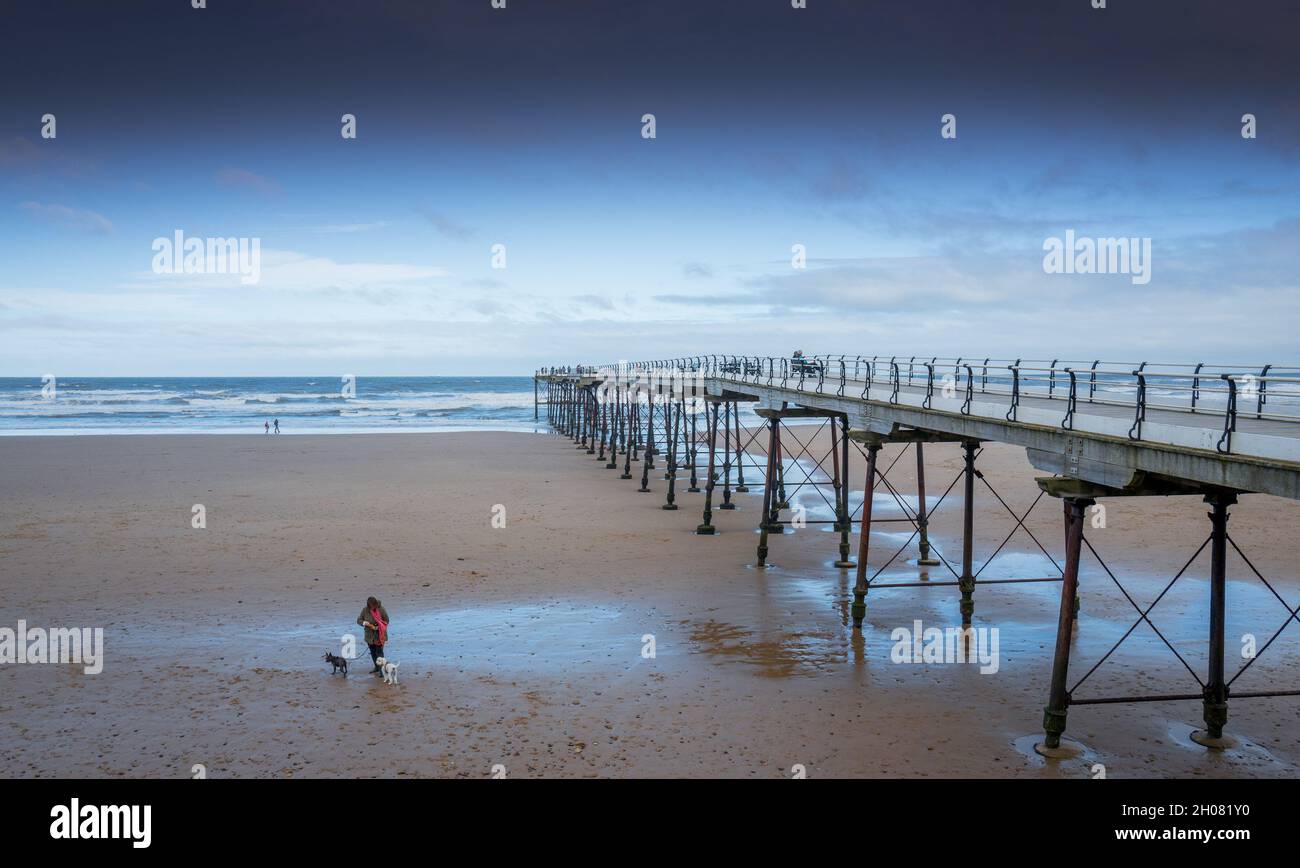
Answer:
596;388;607;461
759;417;784;534
851;441;881;629
696;400;720;534
774;422;789;510
605;389;620;468
733;401;749;493
718;401;736;509
1039;495;1091;753
639;390;654;492
575;384;585;446
687;404;701;492
958;440;978;626
663;397;680;510
645;390;657;471
621;393;636;479
833;414;855;568
755;416;780;567
1192;490;1237;747
915;442;940;567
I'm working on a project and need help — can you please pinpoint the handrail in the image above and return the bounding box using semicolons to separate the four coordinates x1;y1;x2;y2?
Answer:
1006;362;1021;422
548;356;1300;440
1218;375;1237;453
1062;369;1077;430
1129;369;1147;440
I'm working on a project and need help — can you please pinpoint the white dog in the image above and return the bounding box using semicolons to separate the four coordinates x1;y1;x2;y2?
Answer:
375;656;400;685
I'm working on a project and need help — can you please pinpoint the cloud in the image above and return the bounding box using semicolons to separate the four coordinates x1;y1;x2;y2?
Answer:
130;248;445;297
232;249;446;293
417;208;476;240
735;256;1012;310
215;167;281;196
653;293;757;307
462;277;506;291
682;261;714;278
572;294;614;310
468;299;502;316
19;201;114;234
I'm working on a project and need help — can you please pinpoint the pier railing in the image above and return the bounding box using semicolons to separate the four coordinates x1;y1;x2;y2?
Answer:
538;356;1300;456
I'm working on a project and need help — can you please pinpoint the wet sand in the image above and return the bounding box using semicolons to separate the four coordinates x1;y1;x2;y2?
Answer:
1;429;1298;778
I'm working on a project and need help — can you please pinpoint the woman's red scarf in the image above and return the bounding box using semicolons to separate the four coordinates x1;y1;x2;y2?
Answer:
370;606;388;645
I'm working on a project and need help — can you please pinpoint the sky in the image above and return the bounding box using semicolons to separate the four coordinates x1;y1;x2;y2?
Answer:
1;0;1298;375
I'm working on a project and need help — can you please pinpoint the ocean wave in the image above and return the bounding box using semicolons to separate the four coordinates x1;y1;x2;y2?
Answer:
0;378;541;432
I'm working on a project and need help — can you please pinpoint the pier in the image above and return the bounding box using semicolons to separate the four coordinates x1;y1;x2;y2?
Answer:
537;355;1300;755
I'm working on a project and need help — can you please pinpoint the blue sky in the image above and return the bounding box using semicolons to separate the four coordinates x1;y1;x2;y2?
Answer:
1;0;1298;374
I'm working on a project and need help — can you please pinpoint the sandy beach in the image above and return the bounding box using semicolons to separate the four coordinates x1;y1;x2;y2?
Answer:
1;429;1298;778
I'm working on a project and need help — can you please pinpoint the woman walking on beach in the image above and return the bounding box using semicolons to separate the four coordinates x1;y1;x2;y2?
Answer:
357;596;390;675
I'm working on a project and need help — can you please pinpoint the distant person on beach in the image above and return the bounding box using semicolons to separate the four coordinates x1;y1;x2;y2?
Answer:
264;421;269;434
357;596;390;675
273;418;280;434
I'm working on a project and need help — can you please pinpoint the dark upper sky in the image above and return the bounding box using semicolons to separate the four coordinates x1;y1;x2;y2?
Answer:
6;1;1297;138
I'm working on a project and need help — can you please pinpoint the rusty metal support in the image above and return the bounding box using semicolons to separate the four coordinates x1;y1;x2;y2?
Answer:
575;383;584;445
766;419;785;533
1040;496;1091;751
756;417;782;566
697;401;720;534
605;388;620;468
621;392;635;479
830;414;843;531
639;390;654;492
644;389;656;471
734;401;749;492
832;415;854;568
663;396;680;510
916;442;940;567
687;402;701;492
850;442;880;629
775;414;789;509
719;401;736;509
756;420;777;566
596;388;607;461
1193;490;1236;745
959;441;978;626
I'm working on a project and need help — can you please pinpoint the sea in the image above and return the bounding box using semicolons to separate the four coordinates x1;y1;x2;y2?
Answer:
0;377;545;435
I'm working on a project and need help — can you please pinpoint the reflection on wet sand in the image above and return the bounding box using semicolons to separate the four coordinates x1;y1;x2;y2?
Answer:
681;618;849;677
